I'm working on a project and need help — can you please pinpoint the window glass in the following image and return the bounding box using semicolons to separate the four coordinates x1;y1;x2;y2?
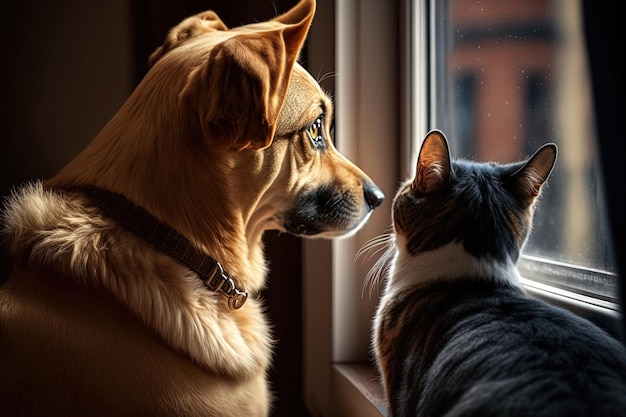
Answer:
431;0;617;302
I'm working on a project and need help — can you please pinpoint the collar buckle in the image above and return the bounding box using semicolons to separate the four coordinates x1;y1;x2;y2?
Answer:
205;262;248;309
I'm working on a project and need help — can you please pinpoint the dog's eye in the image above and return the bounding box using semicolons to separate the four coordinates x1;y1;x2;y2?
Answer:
305;116;325;151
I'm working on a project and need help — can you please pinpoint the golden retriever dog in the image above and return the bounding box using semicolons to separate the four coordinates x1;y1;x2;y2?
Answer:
0;0;384;415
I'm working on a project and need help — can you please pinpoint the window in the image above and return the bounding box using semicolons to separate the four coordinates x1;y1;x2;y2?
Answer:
303;1;622;416
428;0;619;311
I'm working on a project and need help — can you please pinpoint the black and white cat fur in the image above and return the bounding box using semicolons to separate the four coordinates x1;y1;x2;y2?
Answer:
370;130;626;417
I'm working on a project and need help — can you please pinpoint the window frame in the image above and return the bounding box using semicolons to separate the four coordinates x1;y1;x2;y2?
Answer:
302;1;623;416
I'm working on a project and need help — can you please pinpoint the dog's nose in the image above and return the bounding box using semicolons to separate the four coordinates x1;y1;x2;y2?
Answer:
364;184;384;210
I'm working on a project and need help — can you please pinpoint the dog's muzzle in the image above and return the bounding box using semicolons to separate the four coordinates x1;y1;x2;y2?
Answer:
284;181;384;237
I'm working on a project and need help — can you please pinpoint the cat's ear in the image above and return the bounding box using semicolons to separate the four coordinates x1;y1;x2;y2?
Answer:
413;130;452;193
510;143;557;207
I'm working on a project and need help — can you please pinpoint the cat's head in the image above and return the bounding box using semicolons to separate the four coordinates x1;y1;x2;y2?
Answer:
392;130;557;265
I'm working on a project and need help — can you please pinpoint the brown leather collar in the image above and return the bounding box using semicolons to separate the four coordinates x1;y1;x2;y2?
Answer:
61;185;248;309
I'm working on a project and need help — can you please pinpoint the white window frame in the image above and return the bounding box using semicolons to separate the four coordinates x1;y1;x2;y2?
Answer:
303;1;403;415
302;1;622;416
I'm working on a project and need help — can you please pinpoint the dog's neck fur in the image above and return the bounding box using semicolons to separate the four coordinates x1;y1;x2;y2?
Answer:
2;183;272;378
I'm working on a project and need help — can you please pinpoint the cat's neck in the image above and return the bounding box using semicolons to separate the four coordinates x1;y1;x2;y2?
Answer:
387;239;522;294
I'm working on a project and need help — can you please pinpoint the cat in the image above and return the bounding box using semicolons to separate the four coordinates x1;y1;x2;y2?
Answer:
368;130;626;417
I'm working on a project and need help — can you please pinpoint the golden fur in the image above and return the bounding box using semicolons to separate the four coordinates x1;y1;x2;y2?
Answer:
0;1;382;415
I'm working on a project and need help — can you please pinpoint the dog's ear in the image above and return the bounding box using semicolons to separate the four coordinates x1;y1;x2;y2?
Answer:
186;0;315;151
148;11;229;67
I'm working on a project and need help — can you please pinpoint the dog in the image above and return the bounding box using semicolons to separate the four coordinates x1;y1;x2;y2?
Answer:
0;0;384;415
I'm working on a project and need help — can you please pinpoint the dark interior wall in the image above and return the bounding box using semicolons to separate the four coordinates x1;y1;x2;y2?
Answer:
1;1;308;416
0;1;135;280
0;0;134;196
583;0;626;338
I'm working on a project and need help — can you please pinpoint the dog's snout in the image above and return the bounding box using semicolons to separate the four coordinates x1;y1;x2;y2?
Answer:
364;183;384;210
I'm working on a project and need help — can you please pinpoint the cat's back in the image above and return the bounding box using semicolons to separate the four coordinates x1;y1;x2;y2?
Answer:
374;132;626;416
378;279;626;417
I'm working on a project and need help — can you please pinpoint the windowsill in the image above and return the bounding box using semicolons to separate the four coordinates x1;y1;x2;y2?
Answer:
332;363;387;417
520;277;624;341
330;281;624;417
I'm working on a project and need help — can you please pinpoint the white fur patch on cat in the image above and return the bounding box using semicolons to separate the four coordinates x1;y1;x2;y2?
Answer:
387;238;521;294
